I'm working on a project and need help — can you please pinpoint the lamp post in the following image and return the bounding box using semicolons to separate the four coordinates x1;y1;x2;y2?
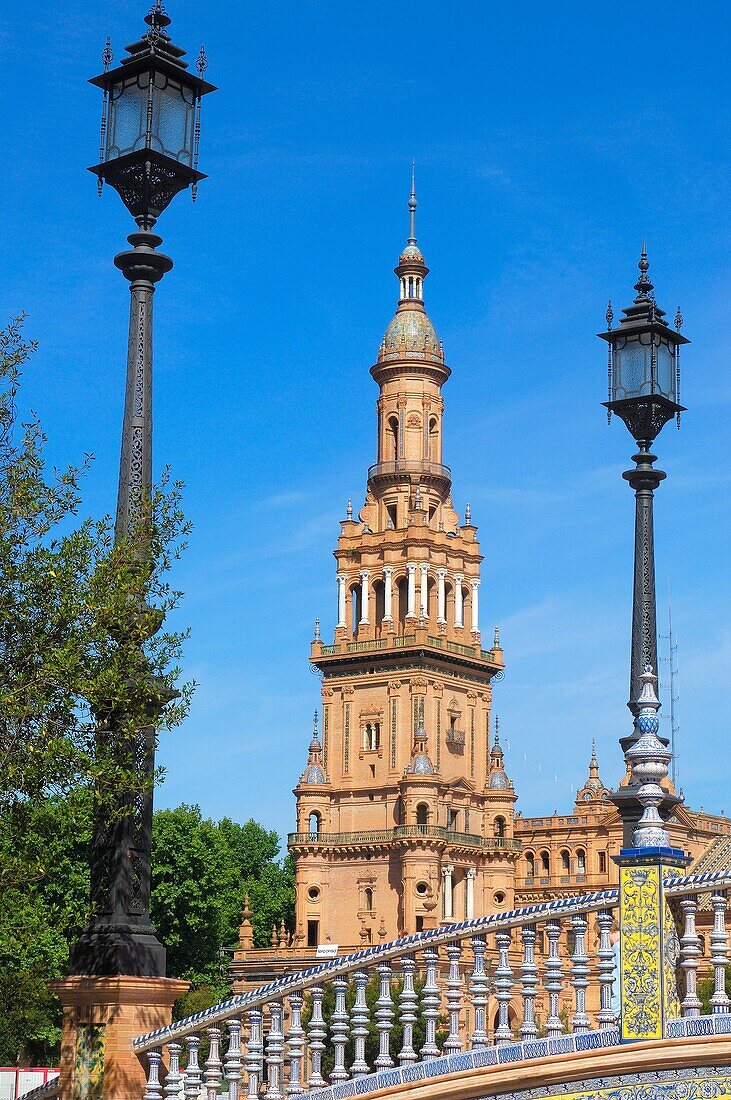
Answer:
68;1;215;978
599;246;688;850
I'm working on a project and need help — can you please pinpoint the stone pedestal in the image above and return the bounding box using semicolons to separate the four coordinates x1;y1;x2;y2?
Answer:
50;976;189;1100
615;847;687;1042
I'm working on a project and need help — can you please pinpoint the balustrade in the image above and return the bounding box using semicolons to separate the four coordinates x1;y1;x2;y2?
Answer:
136;870;731;1100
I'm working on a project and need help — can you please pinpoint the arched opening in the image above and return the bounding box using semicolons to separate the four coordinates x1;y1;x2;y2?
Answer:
462;584;471;629
525;852;535;879
396;576;409;633
416;802;429;826
373;579;386;635
494;816;506;838
428;416;439;461
364;887;374;912
308;811;322;835
350;584;361;637
576;848;586;875
363;722;380;751
540;850;550;877
387;415;399;461
561;849;570;874
426;577;436;624
445;581;454;626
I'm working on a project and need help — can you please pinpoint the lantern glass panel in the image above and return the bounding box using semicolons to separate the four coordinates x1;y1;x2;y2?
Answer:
655;337;676;401
613;335;651;400
107;75;149;161
150;73;196;166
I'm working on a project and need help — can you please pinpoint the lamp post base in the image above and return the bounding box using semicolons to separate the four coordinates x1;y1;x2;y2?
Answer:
50;975;189;1100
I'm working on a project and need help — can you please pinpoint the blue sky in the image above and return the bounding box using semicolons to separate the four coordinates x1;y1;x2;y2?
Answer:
3;1;730;843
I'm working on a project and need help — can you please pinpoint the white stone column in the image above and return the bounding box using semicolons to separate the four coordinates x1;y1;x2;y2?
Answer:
359;570;370;625
336;573;346;628
383;566;393;622
466;868;476;919
419;563;429;619
437;569;447;623
470;579;480;633
442;864;454;920
406;563;417;619
454;574;464;628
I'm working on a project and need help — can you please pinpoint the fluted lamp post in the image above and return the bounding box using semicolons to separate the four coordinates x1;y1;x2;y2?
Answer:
599;246;688;852
68;1;215;978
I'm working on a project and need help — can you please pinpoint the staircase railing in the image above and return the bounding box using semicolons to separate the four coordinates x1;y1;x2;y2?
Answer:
134;868;731;1099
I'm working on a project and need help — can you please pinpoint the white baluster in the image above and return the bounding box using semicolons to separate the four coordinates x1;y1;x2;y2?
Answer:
184;1036;202;1100
164;1043;183;1100
265;1001;285;1099
286;993;305;1095
144;1049;163;1100
443;942;463;1053
570;915;590;1034
307;986;326;1088
681;895;702;1016
494;930;514;1045
224;1021;243;1100
375;962;395;1068
351;970;370;1075
596;910;617;1030
245;1011;262;1100
398;955;418;1065
469;935;488;1050
710;893;730;1013
519;924;538;1040
419;947;440;1058
204;1028;223;1100
330;977;350;1081
544;920;564;1038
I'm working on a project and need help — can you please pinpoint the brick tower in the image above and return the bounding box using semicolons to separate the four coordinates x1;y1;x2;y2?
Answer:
290;179;517;953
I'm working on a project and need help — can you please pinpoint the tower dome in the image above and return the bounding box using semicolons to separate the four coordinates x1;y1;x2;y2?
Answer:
301;711;326;785
376;167;444;367
488;719;512;790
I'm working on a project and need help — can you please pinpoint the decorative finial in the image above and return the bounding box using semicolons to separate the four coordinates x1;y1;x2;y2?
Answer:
102;36;113;71
465;502;471;524
625;664;673;848
605;299;613;331
493;714;501;747
493;625;500;648
346;498;353;520
674;305;683;332
407;161;417;245
196;44;209;77
313;709;319;738
314;618;321;641
414;486;422;510
634;240;654;300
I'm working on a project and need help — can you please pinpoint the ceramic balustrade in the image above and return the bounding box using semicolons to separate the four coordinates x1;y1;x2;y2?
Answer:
136;868;731;1100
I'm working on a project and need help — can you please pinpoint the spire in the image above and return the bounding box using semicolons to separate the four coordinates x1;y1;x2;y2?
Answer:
634;240;654;301
405;726;435;775
302;710;326;785
488;715;511;790
408;162;417;245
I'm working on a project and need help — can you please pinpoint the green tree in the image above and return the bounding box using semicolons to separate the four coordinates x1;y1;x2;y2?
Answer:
150;805;294;1019
0;317;193;896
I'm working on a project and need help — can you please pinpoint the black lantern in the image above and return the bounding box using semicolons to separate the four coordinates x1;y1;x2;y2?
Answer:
598;244;688;444
600;248;690;848
89;1;216;222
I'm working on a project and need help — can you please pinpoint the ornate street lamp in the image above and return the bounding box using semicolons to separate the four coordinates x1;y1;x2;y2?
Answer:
599;246;689;849
69;2;215;978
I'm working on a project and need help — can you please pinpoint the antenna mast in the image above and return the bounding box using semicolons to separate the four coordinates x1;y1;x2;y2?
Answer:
660;589;679;786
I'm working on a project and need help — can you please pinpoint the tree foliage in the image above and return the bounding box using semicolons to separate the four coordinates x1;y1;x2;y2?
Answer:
0;798;294;1065
0;316;192;894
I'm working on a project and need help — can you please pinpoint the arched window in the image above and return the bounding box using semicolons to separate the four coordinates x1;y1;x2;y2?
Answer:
350;584;361;636
540;850;550;876
428;416;439;460
396;576;409;633
525;852;535;878
416;802;429;826
388;415;399;461
494;816;506;838
364;887;374;912
363;723;380;751
561;849;570;874
309;811;321;835
576;848;586;874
